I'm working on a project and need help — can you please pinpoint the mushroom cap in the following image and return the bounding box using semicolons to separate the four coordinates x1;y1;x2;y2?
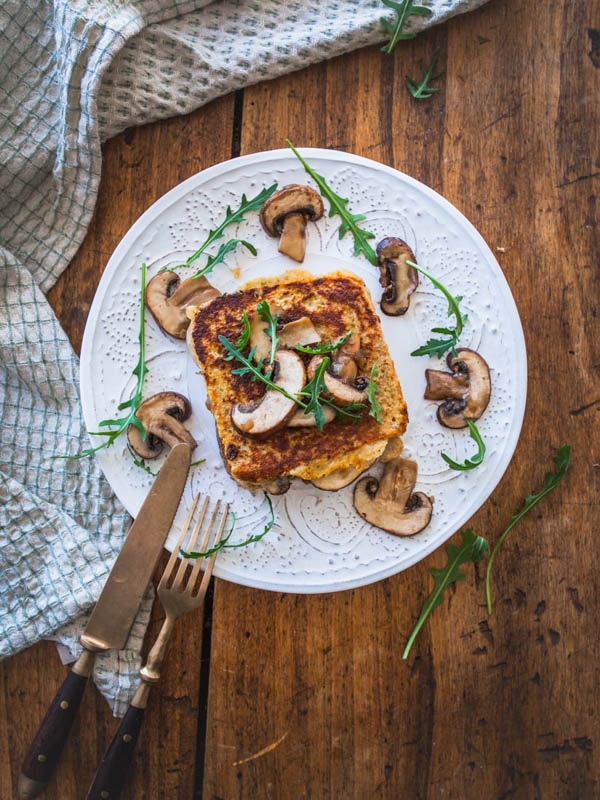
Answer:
146;273;220;338
260;184;325;236
249;313;320;365
376;237;419;316
231;349;306;438
353;457;433;536
425;348;491;429
127;391;196;459
307;355;368;407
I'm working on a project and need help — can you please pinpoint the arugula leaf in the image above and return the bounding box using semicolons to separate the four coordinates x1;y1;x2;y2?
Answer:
235;310;251;351
441;420;486;471
181;494;274;559
485;445;571;614
403;529;489;659
221;313;367;427
129;445;205;477
58;263;149;459
367;361;383;424
407;260;466;359
381;0;433;55
128;445;158;476
257;299;279;373
298;357;330;430
295;329;353;355
406;47;443;99
286;140;377;265
184;184;277;266
322;398;368;423
189;239;256;279
411;337;456;358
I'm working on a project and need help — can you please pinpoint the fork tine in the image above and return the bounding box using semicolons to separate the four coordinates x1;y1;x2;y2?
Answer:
158;492;201;592
187;501;224;588
200;501;221;552
194;503;230;598
171;496;210;590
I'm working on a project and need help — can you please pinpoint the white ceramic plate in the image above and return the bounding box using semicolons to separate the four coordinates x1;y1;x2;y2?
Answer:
81;148;527;593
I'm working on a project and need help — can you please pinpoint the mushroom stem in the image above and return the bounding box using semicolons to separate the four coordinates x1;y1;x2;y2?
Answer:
279;212;307;261
424;370;468;401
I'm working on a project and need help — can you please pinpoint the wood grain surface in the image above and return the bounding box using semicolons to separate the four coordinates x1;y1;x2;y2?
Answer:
2;0;599;797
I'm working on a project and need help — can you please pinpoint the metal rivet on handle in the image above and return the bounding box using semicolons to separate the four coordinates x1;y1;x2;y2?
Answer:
60;700;69;710
100;792;110;799
37;754;47;762
123;734;132;743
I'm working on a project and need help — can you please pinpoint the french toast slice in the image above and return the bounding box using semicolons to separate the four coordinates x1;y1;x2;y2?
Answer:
187;270;408;491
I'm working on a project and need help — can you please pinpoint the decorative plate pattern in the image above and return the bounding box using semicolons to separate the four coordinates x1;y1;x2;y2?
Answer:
80;148;527;593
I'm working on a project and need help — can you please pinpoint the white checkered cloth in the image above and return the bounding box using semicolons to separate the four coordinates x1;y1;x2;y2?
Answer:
0;0;488;716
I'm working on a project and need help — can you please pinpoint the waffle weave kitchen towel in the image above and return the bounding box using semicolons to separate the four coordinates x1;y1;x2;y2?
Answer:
0;0;489;715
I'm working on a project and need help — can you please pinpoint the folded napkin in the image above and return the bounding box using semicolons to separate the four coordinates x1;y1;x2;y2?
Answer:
0;0;489;716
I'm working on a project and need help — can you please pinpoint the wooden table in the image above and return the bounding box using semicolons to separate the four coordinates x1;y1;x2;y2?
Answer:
2;1;598;797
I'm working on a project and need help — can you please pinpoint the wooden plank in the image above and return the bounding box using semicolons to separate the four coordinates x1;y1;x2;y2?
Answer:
1;95;235;799
204;2;599;799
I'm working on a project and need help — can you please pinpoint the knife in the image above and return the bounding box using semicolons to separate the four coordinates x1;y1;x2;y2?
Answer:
18;443;191;800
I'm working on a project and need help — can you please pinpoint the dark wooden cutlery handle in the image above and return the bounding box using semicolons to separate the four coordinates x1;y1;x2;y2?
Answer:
86;704;146;800
18;668;90;799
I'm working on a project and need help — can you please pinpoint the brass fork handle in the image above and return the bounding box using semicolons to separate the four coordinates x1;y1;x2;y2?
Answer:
86;614;176;800
141;613;176;683
18;649;96;799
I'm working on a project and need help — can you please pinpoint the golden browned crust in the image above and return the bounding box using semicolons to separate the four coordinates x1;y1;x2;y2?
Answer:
190;270;408;488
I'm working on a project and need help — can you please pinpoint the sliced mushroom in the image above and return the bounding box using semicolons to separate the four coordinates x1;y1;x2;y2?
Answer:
424;348;491;429
380;436;404;463
340;330;361;355
288;405;336;428
339;330;367;369
146;273;220;338
260;185;324;262
265;476;292;495
330;354;358;382
231;350;306;438
353;457;433;536
249;313;320;364
376;237;419;316
307;355;368;407
127;391;196;459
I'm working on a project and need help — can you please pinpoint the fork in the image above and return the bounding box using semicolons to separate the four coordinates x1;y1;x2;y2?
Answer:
86;494;229;800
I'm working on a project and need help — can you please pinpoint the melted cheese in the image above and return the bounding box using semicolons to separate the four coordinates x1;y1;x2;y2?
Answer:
289;439;388;482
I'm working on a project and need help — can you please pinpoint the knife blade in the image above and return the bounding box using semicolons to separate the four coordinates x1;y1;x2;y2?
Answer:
82;442;191;652
18;442;191;800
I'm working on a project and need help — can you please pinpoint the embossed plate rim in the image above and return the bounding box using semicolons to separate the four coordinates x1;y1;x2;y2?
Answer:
81;147;527;593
